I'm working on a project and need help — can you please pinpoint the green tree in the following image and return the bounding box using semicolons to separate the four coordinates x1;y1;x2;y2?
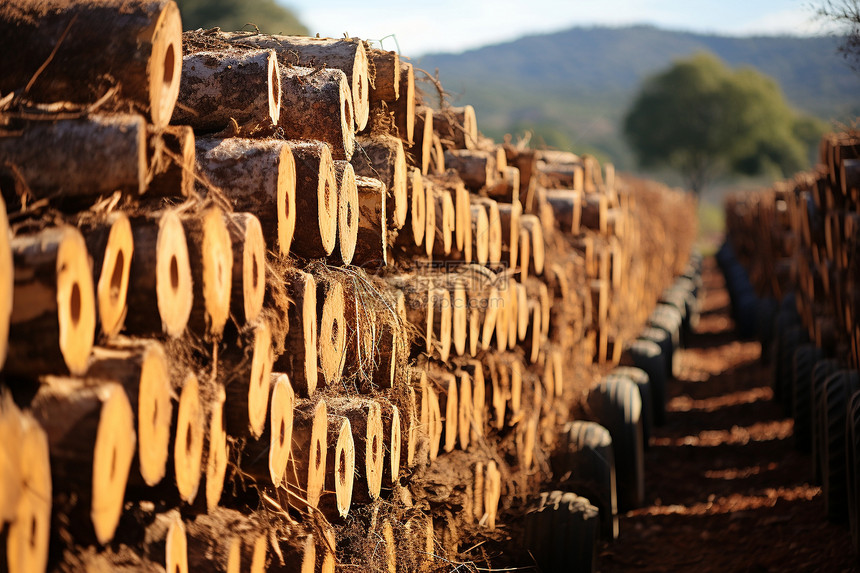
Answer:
623;52;825;193
175;0;307;35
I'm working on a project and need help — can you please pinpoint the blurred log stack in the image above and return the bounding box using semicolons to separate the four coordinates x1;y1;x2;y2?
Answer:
0;1;697;571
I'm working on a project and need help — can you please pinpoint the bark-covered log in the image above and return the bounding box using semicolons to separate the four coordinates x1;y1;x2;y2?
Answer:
545;189;582;234
410;106;434;176
218;32;370;131
224;319;273;440
406;167;426;248
0;0;182;127
286;399;327;511
433;105;478;150
172;48;280;134
147;124;195;197
0;196;10;370
186;508;268;573
203;384;228;510
518;227;531;282
470;203;490;265
333;161;359;265
432;186;455;257
6;226;95;376
2;400;51;573
426;369;458;455
352;175;387;268
78;212;133;340
379;398;401;488
31;379;135;545
497;200;521;270
0;114;148;204
124;209;192;338
351;135;407;230
328;397;383;504
279;66;355;161
227;212;266;326
395;62;415;145
196;137;296;257
444;149;498;191
388;274;434;356
286;140;338;257
183;205;233;339
521;214;545;276
366;46;399;102
87;340;172;487
274;269;318;397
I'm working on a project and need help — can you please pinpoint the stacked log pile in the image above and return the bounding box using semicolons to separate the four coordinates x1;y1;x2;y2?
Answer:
0;2;697;571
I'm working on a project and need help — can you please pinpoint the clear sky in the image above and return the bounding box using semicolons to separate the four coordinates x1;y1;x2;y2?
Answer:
286;0;832;57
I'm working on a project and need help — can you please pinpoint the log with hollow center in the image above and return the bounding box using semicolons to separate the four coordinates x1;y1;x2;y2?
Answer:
173;373;204;505
31;379;135;545
378;399;401;488
411;106;434;176
407;167;426;248
278;67;355;161
219;32;370;132
395;62;415;145
287;140;338;257
352;175;387;268
238;372;294;489
351;135;407;231
317;279;346;388
183;205;233;339
0;0;182;127
87;340;172;487
227;212;266;326
224;319;273;440
79;212;133;340
432;187;455;257
125;210;193;338
7;225;95;376
332;161;359;266
173;48;280;134
433;105;478;150
320;414;354;520
276;269;318;397
472;197;502;265
327;397;383;504
286;399;327;511
196;137;296;257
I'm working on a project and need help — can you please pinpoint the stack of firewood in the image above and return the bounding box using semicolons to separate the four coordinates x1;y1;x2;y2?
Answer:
0;1;697;571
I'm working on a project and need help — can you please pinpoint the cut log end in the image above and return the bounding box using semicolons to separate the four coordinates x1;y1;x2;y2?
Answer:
96;213;133;339
249;320;274;438
188;206;234;338
334;162;359;265
60;228;98;376
149;1;183;128
137;343;173;486
327;415;355;518
306;400;328;508
409;168;426;247
156;211;193;338
277;146;298;257
175;374;204;505
353;44;371;131
166;515;189;573
269;373;295;487
319;281;346;388
229;213;266;326
205;387;228;511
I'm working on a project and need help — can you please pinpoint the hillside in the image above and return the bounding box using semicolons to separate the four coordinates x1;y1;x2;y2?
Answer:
416;25;860;170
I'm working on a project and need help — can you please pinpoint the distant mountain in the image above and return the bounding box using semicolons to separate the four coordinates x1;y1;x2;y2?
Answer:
416;25;860;170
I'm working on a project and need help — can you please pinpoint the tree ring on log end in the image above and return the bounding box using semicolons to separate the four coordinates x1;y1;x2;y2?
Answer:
319;281;346;387
318;147;338;256
302;279;319;397
55;227;96;375
198;206;233;337
156;211;192;337
174;374;204;504
366;400;384;499
269;373;294;487
148;1;183;128
249;320;274;439
306;400;327;508
92;383;135;545
339;77;355;158
333;416;355;517
410;169;426;246
335;162;358;265
277;147;297;257
138;342;172;486
240;215;266;324
97;213;133;338
352;43;370;131
267;52;282;127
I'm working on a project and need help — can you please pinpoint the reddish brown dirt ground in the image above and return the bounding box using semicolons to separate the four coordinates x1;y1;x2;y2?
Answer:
600;258;857;572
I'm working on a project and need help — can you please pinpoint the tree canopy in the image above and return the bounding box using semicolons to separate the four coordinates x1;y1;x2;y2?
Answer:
174;0;308;35
623;52;826;193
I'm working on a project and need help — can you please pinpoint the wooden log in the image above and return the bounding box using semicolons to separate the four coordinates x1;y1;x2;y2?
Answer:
506;280;520;350
220;32;370;132
497;200;521;271
430;134;446;175
486;165;521;204
432;288;453;362
31;379;135;544
204;385;228;510
286;140;338;257
395;62;415;145
470;203;490;265
278;66;355;161
842;158;860;198
124;210;192;338
320;414;354;519
0;196;9;371
525;300;542;364
389;275;434;355
411;106;434;176
0;0;182;127
238;372;294;489
333;161;359;265
432;186;456;257
444;149;498;191
484;461;501;529
79;212;134;340
183;206;233;339
87;341;171;487
186;508;268;573
457;370;473;450
173;373;204;505
521;214;545;276
172;48;280;134
407;167;427;247
366;46;400;102
402;384;419;469
519;227;531;282
434;105;478;150
428;370;459;454
517;282;530;342
286;399;327;511
353;176;388;268
318;279;346;388
0;114;148;204
428;381;443;461
227;212;266;326
196;137;296;257
494;277;509;352
352;135;408;230
2;402;51;573
472;197;502;265
498;354;523;426
545;189;582;234
275;269;318;397
6;226;95;376
147;124;195;197
224;319;273;440
582;194;608;233
327;397;383;504
456;182;473;259
379;398;401;488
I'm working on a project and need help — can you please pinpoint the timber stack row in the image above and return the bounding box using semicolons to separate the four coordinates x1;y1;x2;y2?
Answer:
722;129;860;556
0;1;697;571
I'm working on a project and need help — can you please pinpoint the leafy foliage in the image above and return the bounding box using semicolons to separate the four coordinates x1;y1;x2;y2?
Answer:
174;0;307;35
622;53;826;193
